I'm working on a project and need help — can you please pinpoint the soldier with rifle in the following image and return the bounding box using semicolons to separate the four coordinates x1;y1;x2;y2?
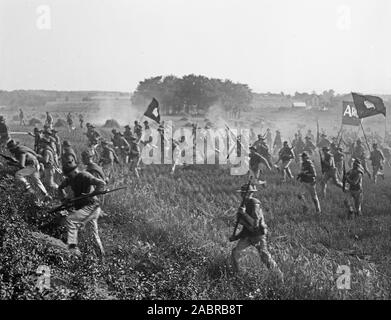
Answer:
99;140;119;179
248;146;270;185
319;147;343;198
28;127;42;153
57;153;107;257
343;159;364;217
4;139;52;203
252;135;273;168
370;143;385;183
276;141;295;182
297;152;321;214
229;183;283;279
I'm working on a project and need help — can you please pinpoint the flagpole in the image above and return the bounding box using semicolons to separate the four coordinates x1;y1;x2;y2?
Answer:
360;120;371;152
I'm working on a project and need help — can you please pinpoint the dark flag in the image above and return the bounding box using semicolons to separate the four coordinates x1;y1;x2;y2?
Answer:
342;101;361;126
352;92;386;119
144;98;160;124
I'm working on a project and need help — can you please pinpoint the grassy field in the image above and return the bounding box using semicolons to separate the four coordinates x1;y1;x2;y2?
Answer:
1;120;391;300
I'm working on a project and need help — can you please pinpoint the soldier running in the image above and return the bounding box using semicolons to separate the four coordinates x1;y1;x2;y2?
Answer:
320;147;343;198
343;159;364;217
229;184;283;279
99;140;119;179
370;143;385;183
6;139;52;203
252;135;273;168
58;154;106;257
248;146;270;185
352;140;371;179
277;141;295;182
128;136;141;178
297;152;321;214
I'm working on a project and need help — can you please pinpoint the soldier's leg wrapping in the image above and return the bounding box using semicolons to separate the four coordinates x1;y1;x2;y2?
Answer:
86;208;105;256
231;238;251;272
352;190;363;215
305;183;321;213
66;206;95;247
255;235;277;270
331;169;343;189
15;167;36;191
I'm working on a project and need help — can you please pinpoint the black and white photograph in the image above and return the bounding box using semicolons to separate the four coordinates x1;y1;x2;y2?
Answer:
0;0;391;307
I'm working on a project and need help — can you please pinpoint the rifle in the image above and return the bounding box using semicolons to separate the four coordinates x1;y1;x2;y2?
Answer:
48;186;127;214
342;161;347;192
0;153;22;169
230;179;252;240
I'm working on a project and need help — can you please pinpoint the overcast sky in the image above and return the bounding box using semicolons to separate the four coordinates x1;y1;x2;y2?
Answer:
0;0;390;94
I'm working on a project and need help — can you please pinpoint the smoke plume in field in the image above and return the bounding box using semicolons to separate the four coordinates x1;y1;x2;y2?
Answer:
89;99;143;126
205;103;229;129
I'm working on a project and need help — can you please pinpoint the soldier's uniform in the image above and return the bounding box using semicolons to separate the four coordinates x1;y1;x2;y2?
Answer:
79;114;84;129
0;116;10;152
317;134;331;149
59;155;106;257
28;128;42;153
333;147;345;178
45;112;54;129
344;159;364;217
82;150;107;182
297;152;321;214
248;147;270;185
85;124;101;155
303;137;316;155
6;139;51;202
352;140;371;178
99;141;119;179
128;136;141;178
320;147;343;198
66;113;74;131
134;121;143;140
39;136;59;191
278;142;295;182
229;184;282;278
112;130;129;163
252;136;273;168
370;144;385;183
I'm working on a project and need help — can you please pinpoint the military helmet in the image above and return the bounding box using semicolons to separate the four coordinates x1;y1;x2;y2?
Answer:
62;154;78;175
301;152;309;159
283;141;288;145
236;184;258;193
6;139;19;150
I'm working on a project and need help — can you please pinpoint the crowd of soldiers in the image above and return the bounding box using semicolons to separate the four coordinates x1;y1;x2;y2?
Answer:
1;112;390;278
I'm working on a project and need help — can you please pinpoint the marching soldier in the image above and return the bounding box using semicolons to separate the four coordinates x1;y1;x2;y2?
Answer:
352;140;371;179
252;135;273;168
66;112;74;131
45;112;54;129
297;152;321;214
277;141;295;182
320;147;343;198
19;109;26;126
81;150;107;183
317;133;331;149
343;159;364;217
39;136;59;192
370;143;385;183
79;114;84;129
28;127;42;153
99;140;119;179
303;136;316;155
58;153;106;257
333;147;345;178
6;139;52;203
248;146;270;185
128;136;141;178
134;121;143;140
229;184;283;279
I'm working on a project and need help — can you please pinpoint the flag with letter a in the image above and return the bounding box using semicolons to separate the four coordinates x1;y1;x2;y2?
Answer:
144;98;160;124
351;92;386;119
342;101;361;126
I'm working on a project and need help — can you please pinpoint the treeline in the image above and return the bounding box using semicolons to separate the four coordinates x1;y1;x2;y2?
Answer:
130;74;253;118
